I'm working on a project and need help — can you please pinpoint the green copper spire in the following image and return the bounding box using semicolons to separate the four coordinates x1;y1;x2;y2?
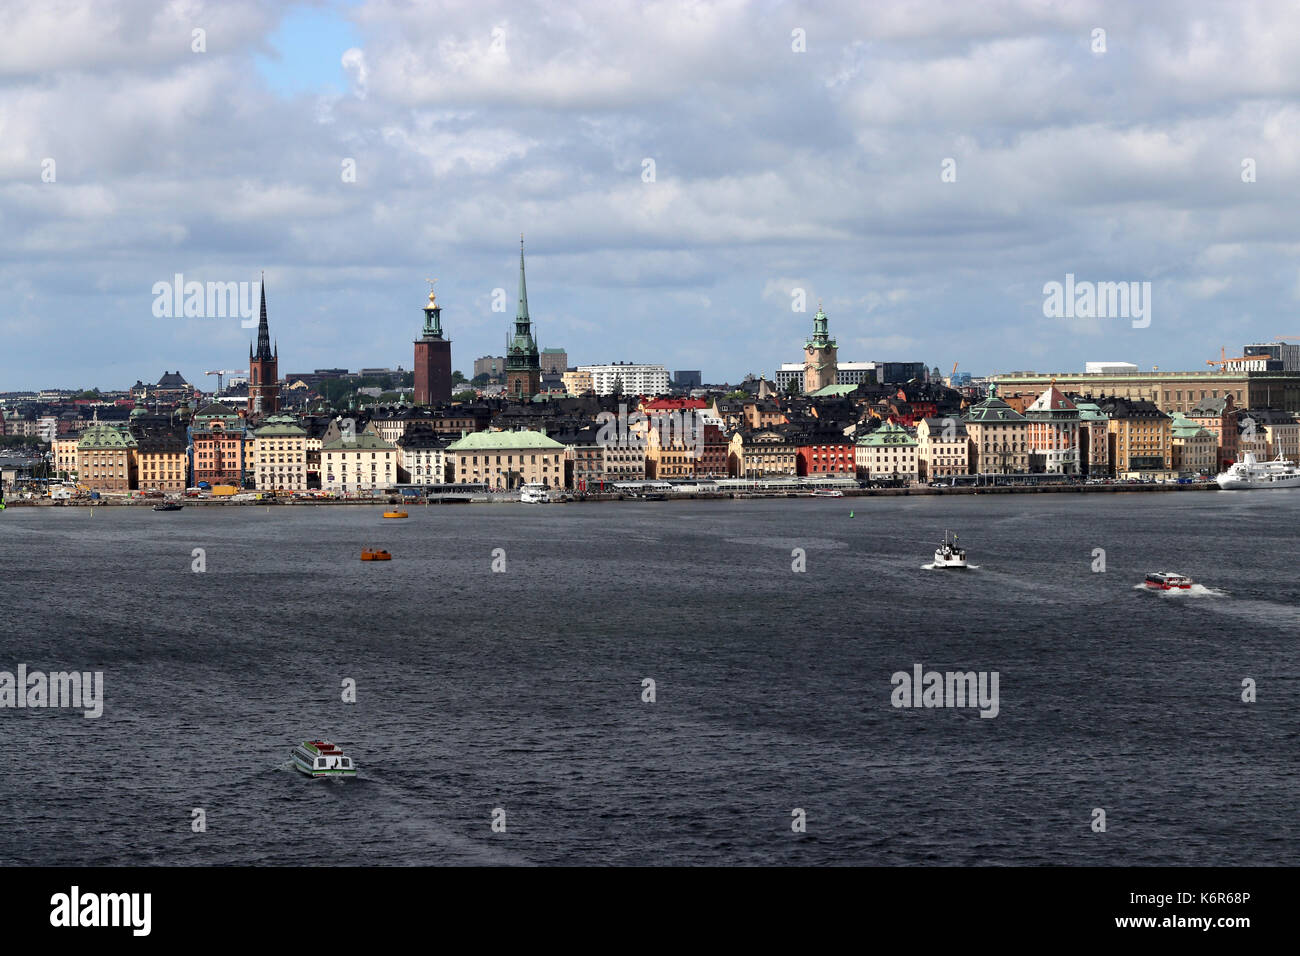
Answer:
517;235;529;322
421;279;443;337
807;301;835;349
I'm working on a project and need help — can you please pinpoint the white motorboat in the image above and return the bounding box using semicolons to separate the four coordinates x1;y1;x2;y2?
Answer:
933;530;968;569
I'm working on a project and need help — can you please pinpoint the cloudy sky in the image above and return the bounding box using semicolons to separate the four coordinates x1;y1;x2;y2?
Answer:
3;0;1300;391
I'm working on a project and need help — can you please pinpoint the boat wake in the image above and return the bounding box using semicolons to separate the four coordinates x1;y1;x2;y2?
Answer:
920;563;980;571
1132;583;1227;598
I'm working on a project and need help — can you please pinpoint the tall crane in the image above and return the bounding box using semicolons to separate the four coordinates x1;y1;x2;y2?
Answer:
205;369;244;395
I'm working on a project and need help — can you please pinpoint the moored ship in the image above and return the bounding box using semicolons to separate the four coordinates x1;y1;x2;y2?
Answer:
1214;453;1300;490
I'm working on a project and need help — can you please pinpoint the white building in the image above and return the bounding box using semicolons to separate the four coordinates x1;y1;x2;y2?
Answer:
578;363;671;396
250;416;309;491
775;361;877;392
1084;361;1138;374
321;431;398;494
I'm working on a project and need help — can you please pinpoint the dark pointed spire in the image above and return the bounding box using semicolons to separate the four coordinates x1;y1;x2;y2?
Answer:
517;235;529;321
254;272;273;361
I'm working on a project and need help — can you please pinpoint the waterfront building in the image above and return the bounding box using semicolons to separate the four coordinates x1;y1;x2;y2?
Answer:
191;403;248;487
75;421;136;492
578;363;672;397
1023;386;1080;474
855;421;918;481
131;412;189;492
916;416;969;479
962;396;1029;474
413;283;453;405
505;240;543;401
1097;398;1172;476
698;423;729;478
728;428;798;477
52;435;79;479
321;430;397;494
1187;396;1237;470
554;424;603;491
645;426;696;480
247;280;280;418
793;428;855;477
1073;402;1111;476
396;422;452;485
447;429;565;489
1243;407;1300;462
250;415;308;491
1169;413;1217;476
803;304;838;393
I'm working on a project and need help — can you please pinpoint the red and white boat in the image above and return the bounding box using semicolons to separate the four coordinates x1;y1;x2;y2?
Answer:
1144;571;1193;590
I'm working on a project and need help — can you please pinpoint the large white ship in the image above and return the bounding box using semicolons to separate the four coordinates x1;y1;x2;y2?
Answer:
1214;453;1300;490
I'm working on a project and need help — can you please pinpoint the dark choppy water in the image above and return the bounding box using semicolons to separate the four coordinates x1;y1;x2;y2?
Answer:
1;493;1296;865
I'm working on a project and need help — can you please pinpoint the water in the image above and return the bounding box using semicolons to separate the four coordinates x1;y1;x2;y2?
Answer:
1;493;1296;865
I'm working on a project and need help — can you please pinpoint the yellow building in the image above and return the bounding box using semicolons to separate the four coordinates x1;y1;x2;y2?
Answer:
962;397;1028;474
52;435;80;479
728;428;797;477
76;422;136;492
561;369;593;394
1099;398;1172;475
447;430;566;489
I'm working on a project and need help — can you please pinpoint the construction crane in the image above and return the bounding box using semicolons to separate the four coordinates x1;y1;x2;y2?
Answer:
1206;348;1256;370
205;369;244;395
948;361;958;386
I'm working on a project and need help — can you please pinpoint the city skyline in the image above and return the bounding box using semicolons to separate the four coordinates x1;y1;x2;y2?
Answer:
7;1;1300;389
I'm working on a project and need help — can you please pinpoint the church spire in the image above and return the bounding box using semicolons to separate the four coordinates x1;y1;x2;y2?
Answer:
254;273;273;361
517;235;530;322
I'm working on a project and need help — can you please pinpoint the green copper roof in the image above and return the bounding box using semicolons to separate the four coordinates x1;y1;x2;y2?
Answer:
963;397;1026;423
77;422;137;448
810;383;857;397
254;419;307;437
446;429;564;451
857;422;916;446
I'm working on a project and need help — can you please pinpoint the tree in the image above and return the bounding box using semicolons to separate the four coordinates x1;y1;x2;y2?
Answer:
471;372;491;386
785;379;801;396
611;375;623;401
452;389;477;403
452;370;468;386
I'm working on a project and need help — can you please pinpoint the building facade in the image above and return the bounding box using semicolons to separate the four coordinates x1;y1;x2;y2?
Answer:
855;422;918;481
579;363;671;397
321;431;398;494
1023;386;1080;474
447;429;566;489
251;415;308;491
963;396;1029;474
916;416;969;479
